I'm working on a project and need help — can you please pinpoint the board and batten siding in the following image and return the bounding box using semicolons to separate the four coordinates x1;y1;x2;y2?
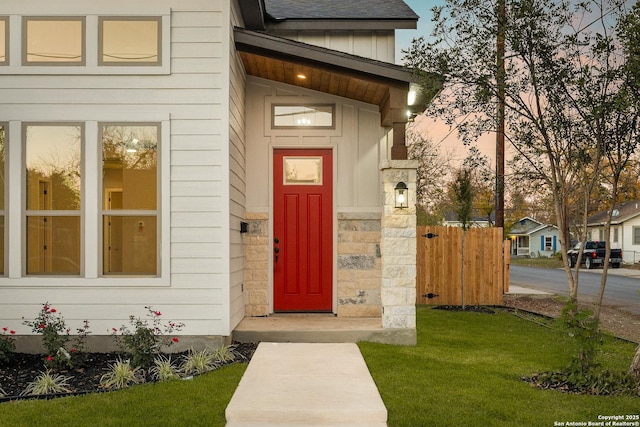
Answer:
0;0;240;338
245;77;385;215
269;30;396;63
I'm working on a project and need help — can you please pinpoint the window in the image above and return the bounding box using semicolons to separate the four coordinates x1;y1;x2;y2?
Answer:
25;124;82;275
634;227;640;245
0;125;5;275
101;124;158;275
598;228;604;241
23;17;85;65
544;236;553;251
99;17;161;66
613;227;619;243
272;105;334;128
0;17;7;66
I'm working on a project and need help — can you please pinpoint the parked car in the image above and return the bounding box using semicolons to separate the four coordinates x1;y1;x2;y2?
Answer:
566;241;623;269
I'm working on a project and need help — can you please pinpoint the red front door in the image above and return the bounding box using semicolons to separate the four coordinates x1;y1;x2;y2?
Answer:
273;149;333;312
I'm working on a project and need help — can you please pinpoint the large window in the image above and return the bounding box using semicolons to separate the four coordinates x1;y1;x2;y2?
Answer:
634;227;640;245
101;124;158;275
23;17;85;65
0;125;5;275
0;17;7;66
99;17;161;66
25;124;82;275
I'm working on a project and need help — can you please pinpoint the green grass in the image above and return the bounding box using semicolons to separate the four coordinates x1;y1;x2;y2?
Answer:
0;363;247;427
1;308;637;426
359;306;639;427
511;255;563;268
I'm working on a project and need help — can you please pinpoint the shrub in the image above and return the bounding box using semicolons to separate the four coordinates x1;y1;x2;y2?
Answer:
20;370;72;396
150;355;180;382
0;327;16;363
22;303;71;369
111;306;184;370
213;345;241;364
181;348;218;375
100;359;143;390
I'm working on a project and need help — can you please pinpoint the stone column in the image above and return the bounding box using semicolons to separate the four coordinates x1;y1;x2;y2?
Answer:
380;160;418;332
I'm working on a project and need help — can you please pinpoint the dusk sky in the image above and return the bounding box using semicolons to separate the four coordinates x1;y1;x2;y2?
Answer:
395;0;498;166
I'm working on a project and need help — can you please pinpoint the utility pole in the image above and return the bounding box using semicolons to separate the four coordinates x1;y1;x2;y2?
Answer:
496;0;506;229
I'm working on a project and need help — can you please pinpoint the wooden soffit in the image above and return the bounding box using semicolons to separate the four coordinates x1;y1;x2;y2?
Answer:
234;27;411;114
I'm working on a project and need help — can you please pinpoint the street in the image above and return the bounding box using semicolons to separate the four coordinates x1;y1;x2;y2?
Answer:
509;265;640;315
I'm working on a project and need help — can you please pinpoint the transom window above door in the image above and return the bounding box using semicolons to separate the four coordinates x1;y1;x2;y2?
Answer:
272;104;334;128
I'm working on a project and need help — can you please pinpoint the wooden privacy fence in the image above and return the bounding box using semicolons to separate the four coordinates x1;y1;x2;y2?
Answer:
416;226;510;306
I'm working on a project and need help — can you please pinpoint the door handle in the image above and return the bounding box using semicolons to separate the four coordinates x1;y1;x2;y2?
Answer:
274;247;280;263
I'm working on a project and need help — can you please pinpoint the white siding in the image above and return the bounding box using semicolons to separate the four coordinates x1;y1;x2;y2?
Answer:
245;77;383;214
228;0;247;331
269;30;396;63
0;0;237;337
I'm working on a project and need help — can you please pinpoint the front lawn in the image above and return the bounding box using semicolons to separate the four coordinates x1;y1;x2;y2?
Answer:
1;307;637;426
360;306;638;426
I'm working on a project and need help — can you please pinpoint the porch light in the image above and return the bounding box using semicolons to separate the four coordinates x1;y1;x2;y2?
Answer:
394;181;408;209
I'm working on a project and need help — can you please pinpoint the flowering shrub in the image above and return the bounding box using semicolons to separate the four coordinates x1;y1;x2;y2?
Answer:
22;303;91;369
0;327;16;362
22;303;71;368
111;306;184;369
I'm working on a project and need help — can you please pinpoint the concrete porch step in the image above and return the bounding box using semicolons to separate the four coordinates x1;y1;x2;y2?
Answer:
225;342;387;427
232;316;416;345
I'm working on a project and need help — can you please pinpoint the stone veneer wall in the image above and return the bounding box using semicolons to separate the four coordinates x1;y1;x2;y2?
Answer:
243;213;270;317
337;212;382;317
380;160;418;330
243;211;383;317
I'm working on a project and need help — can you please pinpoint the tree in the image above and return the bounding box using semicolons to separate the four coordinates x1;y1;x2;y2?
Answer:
403;0;638;305
450;166;474;230
406;122;454;225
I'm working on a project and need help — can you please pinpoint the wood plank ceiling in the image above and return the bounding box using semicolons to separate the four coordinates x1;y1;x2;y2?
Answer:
239;51;392;108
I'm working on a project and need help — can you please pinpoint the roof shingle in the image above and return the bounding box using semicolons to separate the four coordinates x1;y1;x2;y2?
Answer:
264;0;419;21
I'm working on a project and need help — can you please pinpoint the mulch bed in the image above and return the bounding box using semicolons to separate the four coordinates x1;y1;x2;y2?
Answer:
0;343;257;401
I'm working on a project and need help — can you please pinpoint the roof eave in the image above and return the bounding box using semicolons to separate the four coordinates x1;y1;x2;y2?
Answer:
265;19;417;31
234;27;413;84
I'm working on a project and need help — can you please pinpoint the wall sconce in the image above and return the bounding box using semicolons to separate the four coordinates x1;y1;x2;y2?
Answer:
394;181;408;209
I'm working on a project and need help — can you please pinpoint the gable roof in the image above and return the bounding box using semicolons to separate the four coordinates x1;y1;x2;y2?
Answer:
508;217;558;236
264;0;419;21
587;200;640;226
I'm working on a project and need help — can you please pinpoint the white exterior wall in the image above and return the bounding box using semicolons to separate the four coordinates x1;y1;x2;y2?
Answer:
269;30;396;63
529;227;560;257
622;217;640;264
589;215;640;264
245;77;384;214
228;1;247;331
0;0;239;337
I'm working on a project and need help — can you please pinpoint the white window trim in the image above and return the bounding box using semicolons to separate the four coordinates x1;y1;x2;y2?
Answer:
0;13;170;75
0;16;8;66
0;118;170;286
22;16;86;66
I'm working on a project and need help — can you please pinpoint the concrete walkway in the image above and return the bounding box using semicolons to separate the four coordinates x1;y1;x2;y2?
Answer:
225;342;387;427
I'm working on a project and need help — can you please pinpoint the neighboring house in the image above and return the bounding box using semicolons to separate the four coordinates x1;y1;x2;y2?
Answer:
0;0;427;346
586;200;640;264
442;211;494;228
508;217;560;257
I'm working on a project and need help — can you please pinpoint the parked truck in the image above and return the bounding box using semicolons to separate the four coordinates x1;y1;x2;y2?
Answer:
567;241;623;269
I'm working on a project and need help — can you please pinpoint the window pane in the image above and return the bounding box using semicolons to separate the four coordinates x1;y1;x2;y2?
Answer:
273;105;334;128
103;216;156;274
100;18;160;65
0;124;5;210
24;18;84;64
0;18;7;65
27;216;80;274
0;217;4;275
102;125;157;210
26;125;81;210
